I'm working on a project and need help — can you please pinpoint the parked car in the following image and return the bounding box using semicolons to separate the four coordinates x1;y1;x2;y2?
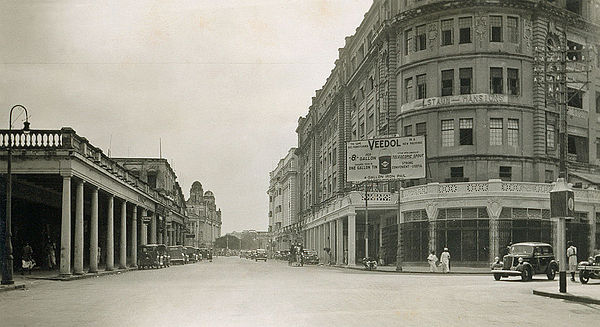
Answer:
279;250;290;260
185;246;198;263
302;250;319;265
138;244;167;269
578;254;600;284
157;244;170;267
255;249;267;262
168;245;187;265
490;242;558;281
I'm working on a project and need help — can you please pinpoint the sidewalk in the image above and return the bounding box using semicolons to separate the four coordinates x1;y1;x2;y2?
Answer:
533;281;600;305
330;263;490;274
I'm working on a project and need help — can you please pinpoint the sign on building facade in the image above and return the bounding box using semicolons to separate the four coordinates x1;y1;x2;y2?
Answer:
346;135;426;182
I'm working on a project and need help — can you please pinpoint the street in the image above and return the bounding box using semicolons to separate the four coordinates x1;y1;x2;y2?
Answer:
1;257;599;327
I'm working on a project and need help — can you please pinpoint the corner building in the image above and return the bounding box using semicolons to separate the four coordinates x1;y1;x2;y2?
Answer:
297;0;600;268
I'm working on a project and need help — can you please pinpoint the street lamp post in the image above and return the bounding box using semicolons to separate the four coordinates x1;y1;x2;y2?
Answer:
2;105;30;285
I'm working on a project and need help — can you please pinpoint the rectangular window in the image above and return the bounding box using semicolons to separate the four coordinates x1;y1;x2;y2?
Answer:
441;69;454;96
490;118;503;146
490;67;503;94
507;17;519;43
459;68;472;95
450;167;464;178
359;120;365;139
332;148;337;166
507;68;519;95
546;124;555;149
404;125;413;137
404;28;413;55
490;16;503;42
507;119;519;147
441;19;453;46
459;118;473;145
416;122;427;136
417;74;427;99
416;25;427;51
441;119;454;147
404;77;413;103
567;87;583;109
545;170;554;183
596;91;600;114
458;17;472;44
367;110;374;132
499;166;512;181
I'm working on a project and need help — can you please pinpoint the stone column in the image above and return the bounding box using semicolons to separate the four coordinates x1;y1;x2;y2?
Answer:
589;207;596;256
336;219;343;265
74;180;84;275
131;205;137;268
119;200;127;269
329;221;335;264
150;212;157;244
60;175;72;276
487;198;503;262
89;186;99;273
140;209;148;245
162;217;168;245
348;213;356;266
106;195;114;271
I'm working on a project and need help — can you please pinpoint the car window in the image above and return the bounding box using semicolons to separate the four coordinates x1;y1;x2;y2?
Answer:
510;245;533;255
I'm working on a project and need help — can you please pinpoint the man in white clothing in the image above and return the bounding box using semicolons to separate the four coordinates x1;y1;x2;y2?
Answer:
440;248;451;273
427;251;438;272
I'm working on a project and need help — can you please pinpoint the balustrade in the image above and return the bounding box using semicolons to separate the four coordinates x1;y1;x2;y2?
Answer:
0;130;62;148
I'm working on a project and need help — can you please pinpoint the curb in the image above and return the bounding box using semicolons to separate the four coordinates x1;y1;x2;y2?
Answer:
25;268;137;281
331;265;490;275
0;283;26;293
532;290;600;305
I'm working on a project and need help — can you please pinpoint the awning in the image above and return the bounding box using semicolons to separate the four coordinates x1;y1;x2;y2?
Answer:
570;171;600;185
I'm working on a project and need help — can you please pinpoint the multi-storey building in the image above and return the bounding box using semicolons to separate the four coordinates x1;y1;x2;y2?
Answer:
185;181;222;247
296;0;600;268
268;148;300;251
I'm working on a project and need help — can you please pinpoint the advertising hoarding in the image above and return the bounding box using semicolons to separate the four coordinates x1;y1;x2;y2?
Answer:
346;135;425;182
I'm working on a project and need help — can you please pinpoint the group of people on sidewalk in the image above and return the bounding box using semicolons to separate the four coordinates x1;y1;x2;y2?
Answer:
18;240;58;275
426;248;451;273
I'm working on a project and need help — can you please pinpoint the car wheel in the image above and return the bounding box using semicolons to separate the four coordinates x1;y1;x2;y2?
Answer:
580;271;590;284
546;267;556;280
521;267;532;281
493;273;501;281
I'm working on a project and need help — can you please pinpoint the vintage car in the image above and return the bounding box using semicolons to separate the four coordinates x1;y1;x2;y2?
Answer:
302;250;319;265
157;244;170;267
185;246;198;263
138;244;168;269
578;254;600;284
168;245;187;265
254;249;267;262
490;242;558;281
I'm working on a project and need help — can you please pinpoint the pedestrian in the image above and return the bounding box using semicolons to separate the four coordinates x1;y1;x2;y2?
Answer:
45;241;56;270
288;244;295;266
343;249;348;265
567;241;578;281
440;248;451;273
98;246;102;266
21;242;35;275
324;247;331;265
427;250;438;272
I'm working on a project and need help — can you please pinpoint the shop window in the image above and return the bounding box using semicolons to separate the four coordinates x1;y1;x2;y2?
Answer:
499;166;512;181
416;24;427;51
441;119;454;147
404;77;414;103
441;19;454;46
441;69;454;96
489;118;503;146
507;68;519;96
416;122;427;136
417;74;427;99
459;118;473;145
507;119;519;147
507;17;519;43
459;68;472;95
404;125;413;137
458;17;472;44
490;16;503;42
490;68;503;94
567;87;583;109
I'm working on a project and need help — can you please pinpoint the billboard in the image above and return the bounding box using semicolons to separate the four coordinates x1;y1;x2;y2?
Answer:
346;135;425;182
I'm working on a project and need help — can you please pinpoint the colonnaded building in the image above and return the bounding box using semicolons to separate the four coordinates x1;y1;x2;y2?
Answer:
290;0;600;268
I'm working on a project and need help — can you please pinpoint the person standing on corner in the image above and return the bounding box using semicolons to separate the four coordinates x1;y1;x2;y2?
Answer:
440;248;451;273
567;241;578;281
427;250;438;272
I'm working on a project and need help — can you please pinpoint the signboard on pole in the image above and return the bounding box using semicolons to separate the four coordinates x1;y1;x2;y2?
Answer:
346;135;426;182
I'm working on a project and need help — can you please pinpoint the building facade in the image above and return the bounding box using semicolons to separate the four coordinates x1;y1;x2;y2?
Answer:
185;181;222;247
296;0;600;268
268;148;301;251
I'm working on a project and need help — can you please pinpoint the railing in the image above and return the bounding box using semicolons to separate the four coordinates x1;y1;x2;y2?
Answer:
0;129;62;148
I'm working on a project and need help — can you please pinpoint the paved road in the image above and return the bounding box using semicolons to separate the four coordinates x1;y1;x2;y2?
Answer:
1;257;598;327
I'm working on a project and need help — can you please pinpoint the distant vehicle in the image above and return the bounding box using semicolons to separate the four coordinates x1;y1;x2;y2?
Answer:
185;246;198;263
255;249;267;262
490;242;558;281
249;250;257;260
168;245;187;265
302;250;319;265
578;254;600;284
279;250;290;260
138;244;168;269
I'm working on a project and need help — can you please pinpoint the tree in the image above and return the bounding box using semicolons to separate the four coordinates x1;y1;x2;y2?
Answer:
214;235;241;250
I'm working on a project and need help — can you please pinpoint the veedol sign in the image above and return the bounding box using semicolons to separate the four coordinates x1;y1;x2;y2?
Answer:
346;135;426;182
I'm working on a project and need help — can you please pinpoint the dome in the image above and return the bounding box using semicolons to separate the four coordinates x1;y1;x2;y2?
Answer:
190;181;204;194
204;190;214;197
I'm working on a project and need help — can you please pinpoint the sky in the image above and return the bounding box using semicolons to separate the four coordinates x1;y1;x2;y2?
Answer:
0;0;373;233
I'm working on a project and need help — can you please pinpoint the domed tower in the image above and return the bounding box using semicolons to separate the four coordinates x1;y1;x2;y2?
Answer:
188;181;204;205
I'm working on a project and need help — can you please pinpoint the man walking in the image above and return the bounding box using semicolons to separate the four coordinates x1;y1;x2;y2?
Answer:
567;241;578;281
440;248;451;273
427;251;438;272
